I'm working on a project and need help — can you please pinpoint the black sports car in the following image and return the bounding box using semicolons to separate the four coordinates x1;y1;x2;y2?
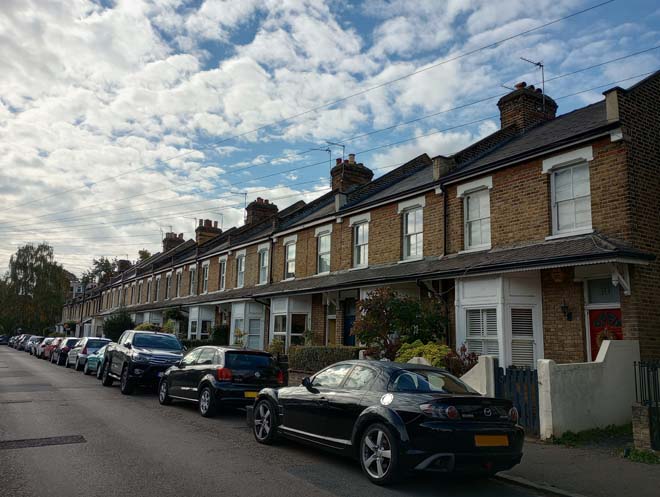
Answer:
248;360;523;485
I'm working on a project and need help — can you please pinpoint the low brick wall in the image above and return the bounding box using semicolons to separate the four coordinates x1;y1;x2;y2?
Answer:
632;403;653;450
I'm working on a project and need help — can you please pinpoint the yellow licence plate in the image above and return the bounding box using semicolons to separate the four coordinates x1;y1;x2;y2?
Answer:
475;435;509;447
244;391;258;398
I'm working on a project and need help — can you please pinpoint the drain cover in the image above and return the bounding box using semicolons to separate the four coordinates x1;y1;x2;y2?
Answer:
0;435;86;450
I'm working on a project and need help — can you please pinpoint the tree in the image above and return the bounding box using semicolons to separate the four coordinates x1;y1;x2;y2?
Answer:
102;308;134;342
138;249;151;261
352;287;448;360
0;243;69;334
82;257;117;285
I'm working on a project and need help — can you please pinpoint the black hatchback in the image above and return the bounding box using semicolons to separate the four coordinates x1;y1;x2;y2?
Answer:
158;346;285;417
248;360;523;485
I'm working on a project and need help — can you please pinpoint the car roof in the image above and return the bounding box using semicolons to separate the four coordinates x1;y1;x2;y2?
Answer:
192;345;271;354
330;359;448;374
126;330;178;336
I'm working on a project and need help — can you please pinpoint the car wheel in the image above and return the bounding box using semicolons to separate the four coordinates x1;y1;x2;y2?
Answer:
119;365;134;395
101;361;114;387
253;399;278;445
198;386;217;417
75;359;83;372
83;362;91;375
158;380;173;406
96;362;104;380
360;423;402;485
65;357;71;368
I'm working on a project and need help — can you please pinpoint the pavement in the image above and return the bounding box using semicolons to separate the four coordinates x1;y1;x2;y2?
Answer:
500;438;660;497
0;346;544;497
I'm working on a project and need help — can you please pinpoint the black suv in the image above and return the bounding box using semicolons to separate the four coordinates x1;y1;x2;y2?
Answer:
101;330;184;395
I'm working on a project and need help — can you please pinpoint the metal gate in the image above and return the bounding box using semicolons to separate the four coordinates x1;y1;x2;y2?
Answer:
635;360;660;450
495;365;540;437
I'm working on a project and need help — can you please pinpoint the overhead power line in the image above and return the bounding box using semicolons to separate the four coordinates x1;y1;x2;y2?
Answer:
1;0;615;213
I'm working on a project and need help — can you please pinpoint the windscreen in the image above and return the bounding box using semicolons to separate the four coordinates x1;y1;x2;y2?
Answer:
65;339;79;346
390;369;478;394
87;339;109;348
133;334;181;350
225;352;274;370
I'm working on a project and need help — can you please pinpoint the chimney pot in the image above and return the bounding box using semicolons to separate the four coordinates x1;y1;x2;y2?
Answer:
336;158;342;166
535;88;543;94
198;219;203;227
245;197;278;225
515;81;527;89
213;221;218;228
348;153;355;164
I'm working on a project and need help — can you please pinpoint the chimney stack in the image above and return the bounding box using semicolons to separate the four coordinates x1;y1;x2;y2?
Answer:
163;232;185;252
116;259;131;273
497;82;557;131
195;219;222;245
245;197;279;225
330;153;373;193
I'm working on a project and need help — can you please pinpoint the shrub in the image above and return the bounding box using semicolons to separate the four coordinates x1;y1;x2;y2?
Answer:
135;322;160;331
211;324;229;345
102;308;134;342
180;338;211;349
443;343;478;376
161;319;177;334
48;332;66;338
395;340;451;368
267;338;285;356
288;346;361;373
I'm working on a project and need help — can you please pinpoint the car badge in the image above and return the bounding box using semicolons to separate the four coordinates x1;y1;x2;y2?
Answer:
483;408;492;417
255;372;261;379
380;393;394;406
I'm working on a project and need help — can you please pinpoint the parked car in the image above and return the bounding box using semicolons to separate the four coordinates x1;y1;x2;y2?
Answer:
158;346;285;417
67;337;111;371
15;334;31;350
101;330;184;394
36;338;54;358
51;337;80;366
8;336;18;347
248;361;524;485
85;344;111;376
43;337;61;360
26;336;44;355
0;335;9;345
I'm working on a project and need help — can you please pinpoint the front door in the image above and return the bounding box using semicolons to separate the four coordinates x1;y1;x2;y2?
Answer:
342;299;356;346
588;309;622;361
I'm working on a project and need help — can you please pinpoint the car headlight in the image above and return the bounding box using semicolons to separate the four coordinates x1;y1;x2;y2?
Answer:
132;352;150;362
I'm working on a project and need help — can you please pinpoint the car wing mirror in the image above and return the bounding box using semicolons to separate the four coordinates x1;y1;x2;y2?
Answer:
125;343;132;350
302;377;318;393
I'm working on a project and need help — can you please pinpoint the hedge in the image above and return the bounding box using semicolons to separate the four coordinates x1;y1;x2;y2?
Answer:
288;346;362;373
180;338;212;349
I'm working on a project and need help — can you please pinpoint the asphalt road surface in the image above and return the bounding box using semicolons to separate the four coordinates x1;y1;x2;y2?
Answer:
0;346;544;497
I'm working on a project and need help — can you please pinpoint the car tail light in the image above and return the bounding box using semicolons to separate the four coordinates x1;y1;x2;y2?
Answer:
62;346;70;352
419;403;461;420
509;407;519;423
82;347;88;355
216;367;232;382
276;370;285;385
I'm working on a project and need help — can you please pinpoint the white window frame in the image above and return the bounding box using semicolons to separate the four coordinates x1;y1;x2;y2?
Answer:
236;253;246;288
165;273;172;300
463;188;491;251
175;270;182;298
465;307;499;358
258;243;269;285
316;229;331;275
202;262;209;293
284;242;296;280
352;222;369;268
218;256;227;291
137;281;143;304
550;161;592;237
402;207;423;260
189;265;197;296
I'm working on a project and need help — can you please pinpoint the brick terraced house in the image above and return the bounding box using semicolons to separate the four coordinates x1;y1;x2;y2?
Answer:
61;71;660;363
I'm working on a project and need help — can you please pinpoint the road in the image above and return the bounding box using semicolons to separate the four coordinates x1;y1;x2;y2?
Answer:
0;346;544;497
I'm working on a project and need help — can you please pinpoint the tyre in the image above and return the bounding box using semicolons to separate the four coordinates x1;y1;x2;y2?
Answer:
158;380;173;405
359;423;402;485
198;386;217;417
253;399;278;445
65;357;71;368
101;361;114;387
75;359;83;372
119;364;134;395
96;362;104;380
83;362;91;375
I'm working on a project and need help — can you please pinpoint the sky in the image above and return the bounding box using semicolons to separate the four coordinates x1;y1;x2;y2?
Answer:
0;0;659;277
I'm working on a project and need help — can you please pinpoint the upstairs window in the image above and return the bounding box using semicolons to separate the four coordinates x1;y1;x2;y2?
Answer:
219;260;226;291
165;274;172;300
137;282;142;304
317;232;331;274
146;280;152;302
258;249;269;284
353;222;369;267
175;272;182;297
189;267;197;295
403;207;423;260
464;189;491;250
154;277;161;301
552;162;591;235
202;264;209;293
236;255;245;288
284;243;296;279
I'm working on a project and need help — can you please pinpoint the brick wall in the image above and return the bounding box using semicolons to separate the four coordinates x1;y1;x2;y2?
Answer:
541;268;586;363
632;403;653;451
311;294;326;345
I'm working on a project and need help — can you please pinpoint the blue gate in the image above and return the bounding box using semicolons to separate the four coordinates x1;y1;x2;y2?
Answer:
495;365;540;437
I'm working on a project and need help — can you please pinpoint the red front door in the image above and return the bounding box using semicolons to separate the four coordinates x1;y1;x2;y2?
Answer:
588;309;622;361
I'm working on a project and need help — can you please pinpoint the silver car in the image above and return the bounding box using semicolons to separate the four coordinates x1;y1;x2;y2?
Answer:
67;337;111;371
36;337;54;358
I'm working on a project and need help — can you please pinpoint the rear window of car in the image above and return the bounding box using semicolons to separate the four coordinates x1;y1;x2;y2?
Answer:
87;339;108;348
132;333;181;350
225;352;274;370
65;339;79;346
389;369;478;395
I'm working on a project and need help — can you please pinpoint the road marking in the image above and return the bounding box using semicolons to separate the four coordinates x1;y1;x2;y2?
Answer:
0;435;87;450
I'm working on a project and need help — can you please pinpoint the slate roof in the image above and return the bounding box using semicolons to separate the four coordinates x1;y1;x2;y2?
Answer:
442;101;614;181
251;232;653;297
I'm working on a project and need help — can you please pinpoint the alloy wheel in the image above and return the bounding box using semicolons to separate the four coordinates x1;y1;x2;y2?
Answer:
254;402;271;440
199;389;211;414
361;428;392;480
159;382;168;403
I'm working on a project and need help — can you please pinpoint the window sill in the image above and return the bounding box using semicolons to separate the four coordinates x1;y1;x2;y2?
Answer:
314;271;330;277
545;228;593;241
282;277;296;282
398;256;423;264
459;245;491;254
350;265;368;271
257;282;268;286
